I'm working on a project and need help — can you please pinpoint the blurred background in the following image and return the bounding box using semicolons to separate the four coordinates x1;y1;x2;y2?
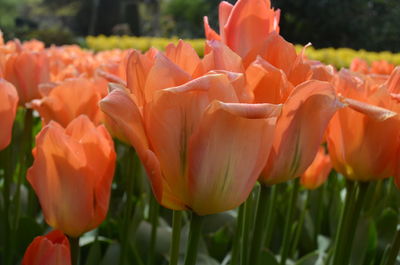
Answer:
1;0;400;52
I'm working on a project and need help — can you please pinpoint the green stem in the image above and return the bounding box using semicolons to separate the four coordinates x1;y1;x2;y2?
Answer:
13;109;33;231
248;185;271;265
315;181;327;242
183;213;204;265
120;148;137;265
280;179;300;265
341;182;370;265
290;190;311;257
1;147;12;265
68;236;80;265
332;181;370;265
240;195;254;265
169;211;183;265
383;227;400;265
148;194;160;265
264;185;277;249
231;203;245;265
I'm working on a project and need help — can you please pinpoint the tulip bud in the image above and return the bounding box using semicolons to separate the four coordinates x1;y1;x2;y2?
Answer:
22;230;71;265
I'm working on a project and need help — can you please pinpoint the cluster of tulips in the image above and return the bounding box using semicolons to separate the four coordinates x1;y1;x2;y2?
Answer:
1;0;400;264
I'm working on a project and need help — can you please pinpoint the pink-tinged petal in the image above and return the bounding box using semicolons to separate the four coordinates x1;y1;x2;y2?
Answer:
224;0;279;58
261;80;341;185
144;52;191;102
386;67;400;94
308;61;335;82
188;101;281;215
0;79;19;150
165;40;201;76
203;16;221;42
194;40;244;77
246;56;293;104
244;32;297;70
144;74;238;204
99;87;149;156
219;1;234;42
287;45;312;86
126;50;153;107
209;70;253;103
341;97;397;121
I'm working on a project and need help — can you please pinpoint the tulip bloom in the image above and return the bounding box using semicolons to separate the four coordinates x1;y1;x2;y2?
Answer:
204;0;280;59
300;147;332;189
246;53;340;185
0;78;19;151
30;78;105;127
326;69;400;181
4;50;50;105
101;69;281;215
22;230;71;265
27;115;116;237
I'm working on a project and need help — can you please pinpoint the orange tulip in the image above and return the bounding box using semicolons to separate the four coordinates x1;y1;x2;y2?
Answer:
27;115;116;237
100;72;281;215
326;69;400;181
30;77;105;127
4;50;50;105
300;147;332;189
246;53;340;185
204;0;280;59
22;230;71;265
0;78;19;151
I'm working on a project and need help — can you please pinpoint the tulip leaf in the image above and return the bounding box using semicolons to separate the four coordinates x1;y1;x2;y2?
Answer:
259;249;279;265
84;239;102;265
376;208;399;261
100;242;121;265
295;251;319;265
350;217;377;265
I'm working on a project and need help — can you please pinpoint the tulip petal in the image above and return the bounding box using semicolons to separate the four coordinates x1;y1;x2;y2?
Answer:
224;0;279;58
194;40;244;77
262;80;341;185
27;122;93;237
165;40;201;76
144;74;238;204
100;87;149;156
0;79;18;150
188;101;281;215
126;50;153;107
203;16;221;42
30;78;101;127
144;52;191;102
219;1;234;42
246;56;293;104
244;32;297;70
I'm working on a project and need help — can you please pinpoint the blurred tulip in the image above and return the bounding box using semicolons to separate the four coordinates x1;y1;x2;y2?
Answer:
22;230;71;265
30;78;104;127
327;69;400;181
4;50;50;105
300;147;332;189
27;115;116;237
0;78;19;151
101;72;281;215
204;0;280;59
